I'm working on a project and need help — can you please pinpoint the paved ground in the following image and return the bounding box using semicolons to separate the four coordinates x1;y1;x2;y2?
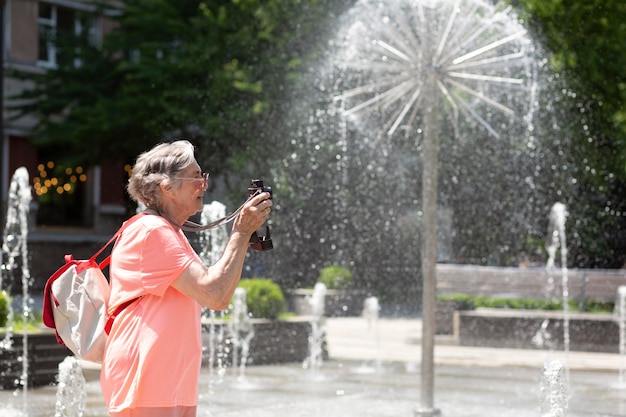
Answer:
325;317;624;371
1;316;625;416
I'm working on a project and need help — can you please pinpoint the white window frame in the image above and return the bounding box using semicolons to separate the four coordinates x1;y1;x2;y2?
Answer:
37;1;101;69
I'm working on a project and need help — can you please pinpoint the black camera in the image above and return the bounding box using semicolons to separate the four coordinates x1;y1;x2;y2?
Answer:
248;179;273;251
248;179;273;198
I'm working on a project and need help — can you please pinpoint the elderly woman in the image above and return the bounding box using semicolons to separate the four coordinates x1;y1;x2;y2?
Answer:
100;140;272;417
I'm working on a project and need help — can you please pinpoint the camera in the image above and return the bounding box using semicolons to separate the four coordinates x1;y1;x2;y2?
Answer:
248;179;272;198
248;179;273;251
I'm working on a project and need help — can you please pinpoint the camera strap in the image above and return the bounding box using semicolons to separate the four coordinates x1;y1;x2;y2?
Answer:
145;194;256;233
179;204;243;232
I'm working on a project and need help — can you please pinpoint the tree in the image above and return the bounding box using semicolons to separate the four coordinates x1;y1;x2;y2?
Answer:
510;0;626;267
10;0;354;175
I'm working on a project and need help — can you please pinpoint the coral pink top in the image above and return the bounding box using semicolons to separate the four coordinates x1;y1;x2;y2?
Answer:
100;214;203;413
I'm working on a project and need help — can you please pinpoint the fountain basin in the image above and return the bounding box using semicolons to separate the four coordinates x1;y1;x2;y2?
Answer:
227;317;314;365
0;318;313;391
456;308;619;353
0;330;70;389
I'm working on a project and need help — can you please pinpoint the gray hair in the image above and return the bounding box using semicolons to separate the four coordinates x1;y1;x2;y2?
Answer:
127;140;196;210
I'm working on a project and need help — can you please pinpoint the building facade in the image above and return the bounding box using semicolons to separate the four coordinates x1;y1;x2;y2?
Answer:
2;0;128;290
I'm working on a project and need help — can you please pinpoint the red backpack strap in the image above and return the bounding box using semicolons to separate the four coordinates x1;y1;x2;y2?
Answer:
90;213;146;266
100;213;146;334
104;297;140;335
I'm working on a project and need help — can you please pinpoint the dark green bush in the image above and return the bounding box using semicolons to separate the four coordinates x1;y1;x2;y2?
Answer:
237;278;286;320
584;300;615;313
436;293;611;313
0;291;9;328
437;293;474;308
318;265;353;290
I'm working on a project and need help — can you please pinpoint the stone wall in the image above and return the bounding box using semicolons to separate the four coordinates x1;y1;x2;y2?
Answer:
0;331;71;389
455;309;619;353
248;319;317;364
1;319;314;390
436;263;626;302
201;318;314;367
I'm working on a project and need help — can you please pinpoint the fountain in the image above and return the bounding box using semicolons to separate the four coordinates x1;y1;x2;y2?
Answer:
2;1;625;416
531;319;556;350
330;0;537;413
363;296;380;330
1;168;89;417
197;201;231;389
361;296;382;371
303;282;327;372
228;287;255;381
546;202;570;354
54;356;86;417
204;308;228;387
198;201;229;265
539;360;569;417
544;202;571;391
0;167;33;411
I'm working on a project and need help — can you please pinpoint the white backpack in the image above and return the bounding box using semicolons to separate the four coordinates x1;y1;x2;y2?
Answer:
42;215;142;363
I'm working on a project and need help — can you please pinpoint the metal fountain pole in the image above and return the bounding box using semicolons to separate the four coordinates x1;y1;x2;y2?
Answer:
415;71;441;417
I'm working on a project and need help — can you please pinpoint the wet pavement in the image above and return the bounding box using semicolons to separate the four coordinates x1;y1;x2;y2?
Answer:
1;317;625;416
325;317;623;372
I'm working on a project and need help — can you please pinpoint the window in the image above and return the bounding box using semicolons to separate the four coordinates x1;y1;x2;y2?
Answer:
37;2;98;68
33;156;94;227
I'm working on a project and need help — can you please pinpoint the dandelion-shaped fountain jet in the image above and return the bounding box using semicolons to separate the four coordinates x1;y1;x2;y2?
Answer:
333;0;537;414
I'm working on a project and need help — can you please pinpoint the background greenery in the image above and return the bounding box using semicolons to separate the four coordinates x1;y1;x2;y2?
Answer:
237;278;286;320
511;0;626;268
11;0;354;175
0;292;8;328
437;293;615;314
317;265;353;290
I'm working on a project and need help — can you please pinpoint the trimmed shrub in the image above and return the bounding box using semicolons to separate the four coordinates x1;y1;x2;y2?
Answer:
436;293;611;313
318;265;353;290
0;291;9;328
237;278;286;320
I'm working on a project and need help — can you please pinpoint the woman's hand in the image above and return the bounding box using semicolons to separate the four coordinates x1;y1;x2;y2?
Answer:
231;192;272;237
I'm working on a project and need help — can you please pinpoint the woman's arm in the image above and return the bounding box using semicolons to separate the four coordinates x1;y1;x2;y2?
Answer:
172;192;272;309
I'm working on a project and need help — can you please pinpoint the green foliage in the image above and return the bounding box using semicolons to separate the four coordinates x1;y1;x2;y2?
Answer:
510;0;626;267
512;0;626;169
0;291;9;328
317;265;353;290
435;293;474;309
9;0;355;176
437;293;613;313
237;278;286;320
0;292;42;331
472;296;564;311
584;300;616;313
